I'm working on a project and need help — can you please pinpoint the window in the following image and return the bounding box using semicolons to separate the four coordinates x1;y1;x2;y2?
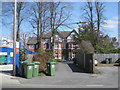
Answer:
55;52;58;59
68;44;71;49
36;44;38;49
69;52;71;59
46;43;49;49
59;52;61;59
49;43;51;49
63;43;66;49
72;52;76;58
55;43;58;49
29;45;34;49
43;43;46;49
59;43;61;49
73;43;76;48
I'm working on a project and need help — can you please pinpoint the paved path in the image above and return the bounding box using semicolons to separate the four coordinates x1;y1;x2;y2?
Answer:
1;62;119;88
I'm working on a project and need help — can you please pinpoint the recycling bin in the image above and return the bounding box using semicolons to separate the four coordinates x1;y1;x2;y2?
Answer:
108;58;112;64
5;55;10;64
46;62;56;76
24;62;34;79
0;56;5;64
19;61;24;77
7;55;10;64
105;58;109;64
33;61;40;77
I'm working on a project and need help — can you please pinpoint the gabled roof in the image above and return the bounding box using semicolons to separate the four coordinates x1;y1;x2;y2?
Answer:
27;37;37;44
27;30;78;44
43;29;78;39
58;31;72;38
43;32;52;38
66;29;78;38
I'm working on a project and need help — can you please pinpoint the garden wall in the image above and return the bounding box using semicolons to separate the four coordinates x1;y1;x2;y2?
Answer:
94;54;120;63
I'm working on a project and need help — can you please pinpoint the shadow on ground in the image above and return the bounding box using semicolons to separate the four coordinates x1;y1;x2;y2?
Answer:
114;64;120;67
67;62;85;73
0;70;13;75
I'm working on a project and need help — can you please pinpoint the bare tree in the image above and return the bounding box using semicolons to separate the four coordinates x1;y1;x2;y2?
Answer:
2;2;27;42
29;2;49;48
20;31;30;49
16;2;25;42
49;2;71;52
81;1;106;32
81;2;94;31
95;2;105;32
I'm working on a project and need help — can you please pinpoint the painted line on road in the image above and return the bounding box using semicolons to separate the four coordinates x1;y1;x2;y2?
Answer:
86;85;104;87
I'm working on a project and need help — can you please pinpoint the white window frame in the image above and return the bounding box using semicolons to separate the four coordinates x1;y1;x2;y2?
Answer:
43;43;46;49
59;52;61;59
72;52;75;58
68;43;71;49
49;43;51;49
69;52;71;59
55;52;58;59
55;43;58;49
63;43;66;49
59;43;61;49
36;44;38;49
72;43;76;49
29;45;34;49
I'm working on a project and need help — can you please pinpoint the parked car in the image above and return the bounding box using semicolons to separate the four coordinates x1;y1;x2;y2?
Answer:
94;59;98;66
115;58;120;63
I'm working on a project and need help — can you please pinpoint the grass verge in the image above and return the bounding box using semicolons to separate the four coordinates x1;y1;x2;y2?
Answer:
93;68;102;74
97;63;114;67
38;72;46;76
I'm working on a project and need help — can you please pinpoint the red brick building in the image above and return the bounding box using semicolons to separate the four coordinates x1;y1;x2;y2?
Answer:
27;30;78;60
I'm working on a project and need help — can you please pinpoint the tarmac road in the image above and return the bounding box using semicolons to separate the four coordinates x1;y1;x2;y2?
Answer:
0;62;119;88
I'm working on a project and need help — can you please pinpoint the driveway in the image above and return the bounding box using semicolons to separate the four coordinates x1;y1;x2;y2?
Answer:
1;62;119;88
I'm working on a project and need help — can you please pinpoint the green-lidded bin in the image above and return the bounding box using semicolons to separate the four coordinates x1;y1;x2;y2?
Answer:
19;61;24;77
46;62;56;76
33;61;40;77
105;58;109;64
0;56;5;64
24;62;34;79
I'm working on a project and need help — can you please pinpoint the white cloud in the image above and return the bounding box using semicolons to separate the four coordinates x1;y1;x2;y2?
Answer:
112;16;118;20
103;20;118;28
112;16;120;20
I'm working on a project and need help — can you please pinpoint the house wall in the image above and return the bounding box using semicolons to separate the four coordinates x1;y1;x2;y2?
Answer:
27;44;36;52
27;30;78;60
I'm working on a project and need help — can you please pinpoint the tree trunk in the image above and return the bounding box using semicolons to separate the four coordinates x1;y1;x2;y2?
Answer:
37;20;40;48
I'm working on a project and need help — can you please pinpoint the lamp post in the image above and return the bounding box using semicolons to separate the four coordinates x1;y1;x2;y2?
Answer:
13;0;17;76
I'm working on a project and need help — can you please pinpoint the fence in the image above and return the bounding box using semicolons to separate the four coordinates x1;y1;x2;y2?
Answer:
75;54;94;73
94;54;120;63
